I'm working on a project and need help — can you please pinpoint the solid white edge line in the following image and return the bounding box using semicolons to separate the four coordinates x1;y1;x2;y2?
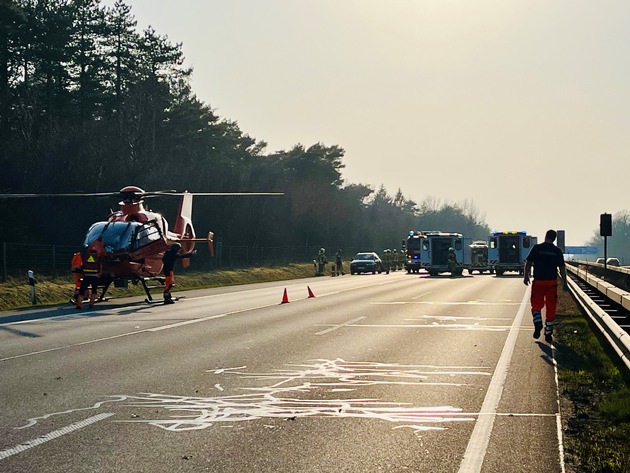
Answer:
0;413;114;461
458;287;530;473
552;345;567;473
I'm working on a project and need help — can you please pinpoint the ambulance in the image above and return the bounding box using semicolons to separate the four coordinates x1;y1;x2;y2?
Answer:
488;231;537;276
418;232;472;276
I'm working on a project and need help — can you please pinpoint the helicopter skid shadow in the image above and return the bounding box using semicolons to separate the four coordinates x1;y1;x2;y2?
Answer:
0;325;42;338
0;298;162;325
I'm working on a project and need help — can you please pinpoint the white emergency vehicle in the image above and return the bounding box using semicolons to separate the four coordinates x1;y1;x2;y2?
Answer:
488;231;537;276
419;232;472;276
468;240;492;274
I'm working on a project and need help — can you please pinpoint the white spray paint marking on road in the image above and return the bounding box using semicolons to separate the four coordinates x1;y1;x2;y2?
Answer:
118;359;478;432
457;287;530;473
15;360;480;435
0;413;114;461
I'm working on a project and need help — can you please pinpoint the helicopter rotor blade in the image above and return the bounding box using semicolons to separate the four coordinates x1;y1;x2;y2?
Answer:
0;190;284;199
154;192;284;196
0;192;119;198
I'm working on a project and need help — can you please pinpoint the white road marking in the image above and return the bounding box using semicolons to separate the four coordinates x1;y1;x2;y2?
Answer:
345;324;513;331
552;345;567;473
410;316;511;321
0;330;147;362
371;301;521;306
0;413;114;461
458;287;530;473
315;316;367;335
412;291;432;300
146;305;271;332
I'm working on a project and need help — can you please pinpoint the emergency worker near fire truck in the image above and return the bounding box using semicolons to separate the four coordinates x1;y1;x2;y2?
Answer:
523;229;568;343
448;247;458;277
382;249;392;274
75;248;102;309
335;249;344;276
391;249;398;271
314;248;327;276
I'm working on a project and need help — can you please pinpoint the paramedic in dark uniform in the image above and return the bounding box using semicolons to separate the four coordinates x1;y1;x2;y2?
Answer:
523;229;568;343
162;243;193;304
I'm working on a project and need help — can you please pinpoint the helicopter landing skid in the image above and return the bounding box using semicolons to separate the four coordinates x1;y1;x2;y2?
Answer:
144;296;183;305
68;297;110;305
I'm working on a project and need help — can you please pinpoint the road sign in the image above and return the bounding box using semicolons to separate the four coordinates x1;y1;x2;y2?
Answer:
565;246;598;255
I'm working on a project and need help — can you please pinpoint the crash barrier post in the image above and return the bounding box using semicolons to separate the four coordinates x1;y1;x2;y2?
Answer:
28;269;37;305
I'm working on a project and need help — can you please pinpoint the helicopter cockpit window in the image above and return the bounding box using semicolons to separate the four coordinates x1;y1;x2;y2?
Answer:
133;222;163;250
83;221;140;253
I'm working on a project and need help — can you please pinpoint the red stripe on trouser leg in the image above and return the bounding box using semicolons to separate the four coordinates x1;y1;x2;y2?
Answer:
531;279;559;322
164;273;174;294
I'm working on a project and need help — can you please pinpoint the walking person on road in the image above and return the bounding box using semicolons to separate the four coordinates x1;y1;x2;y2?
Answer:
523;229;568;343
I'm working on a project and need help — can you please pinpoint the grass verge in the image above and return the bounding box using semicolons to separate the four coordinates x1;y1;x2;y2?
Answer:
555;289;630;473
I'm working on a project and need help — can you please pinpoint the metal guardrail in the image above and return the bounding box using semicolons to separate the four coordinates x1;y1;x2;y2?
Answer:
566;263;630;370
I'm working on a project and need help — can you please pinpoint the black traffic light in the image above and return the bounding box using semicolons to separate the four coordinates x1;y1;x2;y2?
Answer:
600;213;612;237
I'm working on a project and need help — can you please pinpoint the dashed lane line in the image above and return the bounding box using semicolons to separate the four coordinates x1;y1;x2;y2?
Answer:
0;413;114;461
315;316;367;335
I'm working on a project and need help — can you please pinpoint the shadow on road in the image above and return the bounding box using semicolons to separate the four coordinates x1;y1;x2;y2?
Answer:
535;341;554;366
0;299;155;326
0;325;42;338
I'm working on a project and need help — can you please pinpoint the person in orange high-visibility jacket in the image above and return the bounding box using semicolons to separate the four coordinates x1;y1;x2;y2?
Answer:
71;252;84;300
76;248;102;309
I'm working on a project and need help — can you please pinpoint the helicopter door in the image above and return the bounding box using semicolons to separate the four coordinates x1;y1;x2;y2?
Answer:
129;222;168;260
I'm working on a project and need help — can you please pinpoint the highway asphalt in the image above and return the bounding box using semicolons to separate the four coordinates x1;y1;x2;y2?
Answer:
0;272;563;472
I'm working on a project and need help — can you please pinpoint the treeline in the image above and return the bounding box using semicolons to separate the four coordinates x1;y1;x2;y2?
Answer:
0;0;491;253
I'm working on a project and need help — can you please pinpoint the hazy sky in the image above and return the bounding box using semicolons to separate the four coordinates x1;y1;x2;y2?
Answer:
109;0;630;245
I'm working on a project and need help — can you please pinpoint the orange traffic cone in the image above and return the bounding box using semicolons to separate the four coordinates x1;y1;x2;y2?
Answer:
280;288;289;304
307;286;315;298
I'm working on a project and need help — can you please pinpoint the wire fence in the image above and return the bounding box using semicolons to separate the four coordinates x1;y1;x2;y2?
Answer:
0;242;361;281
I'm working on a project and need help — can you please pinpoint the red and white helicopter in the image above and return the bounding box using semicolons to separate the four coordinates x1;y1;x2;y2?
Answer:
1;185;282;302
